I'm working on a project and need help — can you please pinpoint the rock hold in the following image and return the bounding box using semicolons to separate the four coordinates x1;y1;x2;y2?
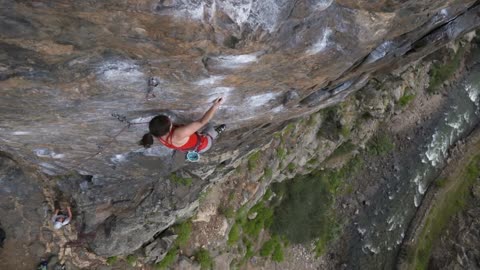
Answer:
144;234;178;264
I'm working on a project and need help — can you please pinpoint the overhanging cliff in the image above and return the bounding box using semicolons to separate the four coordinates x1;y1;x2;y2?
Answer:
1;0;480;258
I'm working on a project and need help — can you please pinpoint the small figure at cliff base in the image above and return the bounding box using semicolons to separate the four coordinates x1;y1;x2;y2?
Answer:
140;97;226;160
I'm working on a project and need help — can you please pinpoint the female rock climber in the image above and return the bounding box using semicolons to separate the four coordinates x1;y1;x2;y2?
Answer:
52;206;72;230
140;97;226;154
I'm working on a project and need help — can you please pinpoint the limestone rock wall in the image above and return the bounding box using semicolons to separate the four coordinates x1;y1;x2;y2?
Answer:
1;0;480;257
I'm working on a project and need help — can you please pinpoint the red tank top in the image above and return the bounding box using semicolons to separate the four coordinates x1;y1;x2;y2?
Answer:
158;126;209;152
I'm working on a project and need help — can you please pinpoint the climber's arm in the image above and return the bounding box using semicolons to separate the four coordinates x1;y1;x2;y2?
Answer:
67;207;72;220
174;97;223;139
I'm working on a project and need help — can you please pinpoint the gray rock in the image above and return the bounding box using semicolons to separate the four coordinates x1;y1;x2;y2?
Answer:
144;234;177;264
0;0;479;260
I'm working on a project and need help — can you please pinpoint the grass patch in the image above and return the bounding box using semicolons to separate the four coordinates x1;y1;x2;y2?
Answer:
277;148;287;160
318;106;344;140
398;93;416;107
260;236;284;262
327;141;356;160
340;126;351;138
155;249;177;270
126;255;136;266
366;133;394;156
287;162;296;172
243;237;255;259
106;256;117;265
428;46;465;93
283;123;296;135
173;221;192;248
272;241;284;262
170;173;193;186
194;248;214;270
248;151;261;171
264;168;273;180
409;154;480;269
241;202;274;238
219;205;235;219
228;222;241;246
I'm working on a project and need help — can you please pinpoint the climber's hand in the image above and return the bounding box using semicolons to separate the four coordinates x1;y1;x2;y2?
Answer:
213;97;223;106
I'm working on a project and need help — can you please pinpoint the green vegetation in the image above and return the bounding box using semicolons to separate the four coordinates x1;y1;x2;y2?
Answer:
106;256;117;265
409;154;480;270
228;222;241;246
270;157;363;255
241;202;274;238
174;221;192;248
259;236;285;262
260;238;276;256
155;220;191;268
398;93;416;107
283;123;296;135
340;126;351;138
126;255;136;266
287;162;296;172
276;148;287;160
219;205;235;219
170;173;193;186
199;188;210;203
366;133;394;156
327;141;356;160
248;151;261;171
243;238;255;259
272;241;284;262
428;46;465;93
155;249;177;270
195;248;214;270
434;178;447;188
318;105;344;140
264;168;273;180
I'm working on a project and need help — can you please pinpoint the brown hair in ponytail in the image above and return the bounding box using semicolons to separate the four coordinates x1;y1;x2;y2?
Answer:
139;133;154;148
139;115;171;148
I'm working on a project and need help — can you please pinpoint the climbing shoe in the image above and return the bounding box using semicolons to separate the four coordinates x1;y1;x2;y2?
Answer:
215;124;226;135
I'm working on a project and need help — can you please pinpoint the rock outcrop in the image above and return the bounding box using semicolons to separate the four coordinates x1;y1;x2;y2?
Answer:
1;0;480;259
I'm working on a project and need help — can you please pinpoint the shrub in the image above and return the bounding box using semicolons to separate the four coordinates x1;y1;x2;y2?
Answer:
428;46;465;93
170;173;193;186
174;221;192;248
248;151;261;171
242;202;273;238
195;248;214;270
272;241;284;262
264;168;273;180
228;223;241;246
243;238;255;259
328;141;356;160
155;249;177;270
398;93;415;107
126;255;136;266
219;205;235;219
277;148;287;160
366;133;394;156
287;162;296;172
260;239;275;257
106;256;117;265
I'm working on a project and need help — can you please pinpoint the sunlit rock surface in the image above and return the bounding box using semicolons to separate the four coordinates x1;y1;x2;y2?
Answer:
1;0;480;256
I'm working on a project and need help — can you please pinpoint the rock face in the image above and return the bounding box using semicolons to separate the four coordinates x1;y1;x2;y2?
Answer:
0;152;49;269
1;0;480;258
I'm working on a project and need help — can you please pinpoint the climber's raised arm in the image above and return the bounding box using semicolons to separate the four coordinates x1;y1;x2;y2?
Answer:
174;97;223;140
